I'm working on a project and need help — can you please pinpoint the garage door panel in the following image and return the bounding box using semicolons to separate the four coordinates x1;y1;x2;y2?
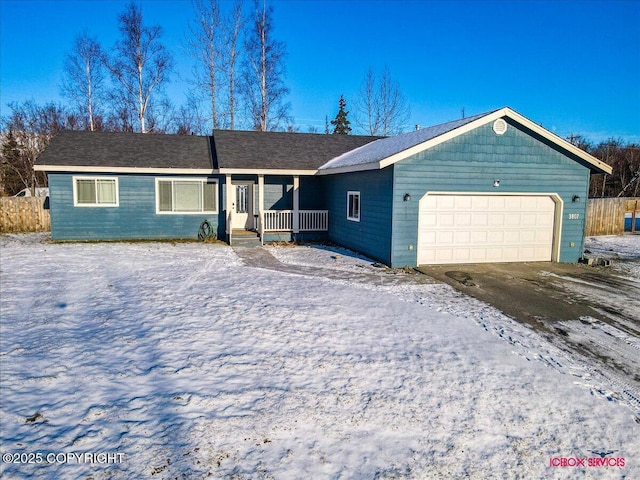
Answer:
418;194;556;265
489;197;507;209
538;214;554;227
488;214;504;226
420;213;438;227
471;231;488;243
504;230;522;243
454;231;471;244
440;214;455;226
456;196;473;209
455;214;472;226
521;214;537;226
473;214;488;226
472;197;489;209
487;231;504;243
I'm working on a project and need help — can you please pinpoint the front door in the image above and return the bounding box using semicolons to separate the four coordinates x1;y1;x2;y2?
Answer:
232;183;254;230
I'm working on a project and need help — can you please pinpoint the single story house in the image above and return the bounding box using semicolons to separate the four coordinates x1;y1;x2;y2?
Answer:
35;107;611;267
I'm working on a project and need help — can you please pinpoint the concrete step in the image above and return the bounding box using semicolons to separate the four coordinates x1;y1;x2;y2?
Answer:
231;231;262;247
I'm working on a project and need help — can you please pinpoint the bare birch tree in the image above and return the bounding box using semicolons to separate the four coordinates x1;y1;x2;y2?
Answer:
354;66;410;136
188;0;221;132
104;1;172;133
220;0;244;129
242;0;289;131
61;32;105;131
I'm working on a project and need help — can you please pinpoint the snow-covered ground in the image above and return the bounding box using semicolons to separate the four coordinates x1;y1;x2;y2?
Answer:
1;234;639;479
585;234;640;278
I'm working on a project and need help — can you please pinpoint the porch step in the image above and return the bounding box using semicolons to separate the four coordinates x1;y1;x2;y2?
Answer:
231;230;262;247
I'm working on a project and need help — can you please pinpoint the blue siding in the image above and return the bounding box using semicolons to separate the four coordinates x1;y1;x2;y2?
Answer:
391;121;591;266
262;176;292;210
48;173;225;241
324;168;393;265
257;176;325;211
299;176;326;210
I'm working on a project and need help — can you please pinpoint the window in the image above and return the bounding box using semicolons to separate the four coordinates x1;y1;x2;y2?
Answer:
73;177;118;206
347;191;360;222
156;178;218;214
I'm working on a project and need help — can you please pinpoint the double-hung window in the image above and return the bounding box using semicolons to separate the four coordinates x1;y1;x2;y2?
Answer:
156;178;218;214
347;191;360;222
73;177;119;207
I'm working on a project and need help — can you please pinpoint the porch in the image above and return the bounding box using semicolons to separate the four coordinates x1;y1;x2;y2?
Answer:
224;174;328;246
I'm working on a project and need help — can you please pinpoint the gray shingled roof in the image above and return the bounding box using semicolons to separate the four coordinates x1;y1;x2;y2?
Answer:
36;131;215;169
212;130;380;170
35;130;381;171
320;110;497;171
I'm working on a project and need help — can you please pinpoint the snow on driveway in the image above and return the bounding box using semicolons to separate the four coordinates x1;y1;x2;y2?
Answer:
1;234;638;479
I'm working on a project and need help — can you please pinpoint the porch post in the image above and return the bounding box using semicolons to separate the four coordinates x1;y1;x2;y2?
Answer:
293;175;300;234
258;174;264;232
226;174;233;234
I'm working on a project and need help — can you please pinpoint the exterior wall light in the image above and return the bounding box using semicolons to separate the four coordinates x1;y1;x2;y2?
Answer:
572;195;580;202
493;179;500;187
403;193;411;202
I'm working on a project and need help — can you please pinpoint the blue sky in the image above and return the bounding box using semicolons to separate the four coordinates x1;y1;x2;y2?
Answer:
1;0;638;142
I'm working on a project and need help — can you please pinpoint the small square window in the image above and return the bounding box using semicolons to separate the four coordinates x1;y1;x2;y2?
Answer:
347;191;360;222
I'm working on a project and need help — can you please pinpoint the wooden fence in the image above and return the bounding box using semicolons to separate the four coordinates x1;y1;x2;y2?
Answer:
585;197;639;236
0;197;50;233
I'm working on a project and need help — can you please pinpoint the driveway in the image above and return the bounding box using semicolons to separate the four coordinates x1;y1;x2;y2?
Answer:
417;261;640;406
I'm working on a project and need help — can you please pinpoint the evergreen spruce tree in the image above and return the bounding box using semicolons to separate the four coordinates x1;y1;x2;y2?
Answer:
331;95;351;134
1;130;25;196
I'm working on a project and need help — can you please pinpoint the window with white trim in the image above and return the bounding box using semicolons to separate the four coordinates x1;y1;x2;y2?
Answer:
73;176;119;207
347;191;360;222
156;178;218;214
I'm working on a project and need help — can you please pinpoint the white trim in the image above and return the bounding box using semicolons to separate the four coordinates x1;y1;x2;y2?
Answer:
257;174;265;214
493;118;508;135
293;175;300;233
500;108;611;174
155;177;219;215
225;175;233;235
347;190;361;222
37;165;216;174
416;191;563;264
35;165;321;176
316;162;380;176
72;176;119;207
219;168;318;176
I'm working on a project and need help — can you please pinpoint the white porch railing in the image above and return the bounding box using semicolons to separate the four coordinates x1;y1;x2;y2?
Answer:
298;210;329;231
261;210;328;232
263;210;293;231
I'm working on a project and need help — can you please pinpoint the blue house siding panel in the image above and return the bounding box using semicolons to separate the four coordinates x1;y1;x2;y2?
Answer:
325;168;393;265
391;122;591;267
248;176;324;213
48;173;224;241
262;176;293;210
299;176;326;210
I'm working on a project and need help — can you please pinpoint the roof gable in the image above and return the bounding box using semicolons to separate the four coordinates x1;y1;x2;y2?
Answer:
318;107;612;175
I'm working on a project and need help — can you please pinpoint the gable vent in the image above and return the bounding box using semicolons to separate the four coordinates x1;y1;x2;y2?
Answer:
493;118;508;135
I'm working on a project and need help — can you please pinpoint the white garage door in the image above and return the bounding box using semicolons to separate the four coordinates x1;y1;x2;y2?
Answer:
417;194;556;265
